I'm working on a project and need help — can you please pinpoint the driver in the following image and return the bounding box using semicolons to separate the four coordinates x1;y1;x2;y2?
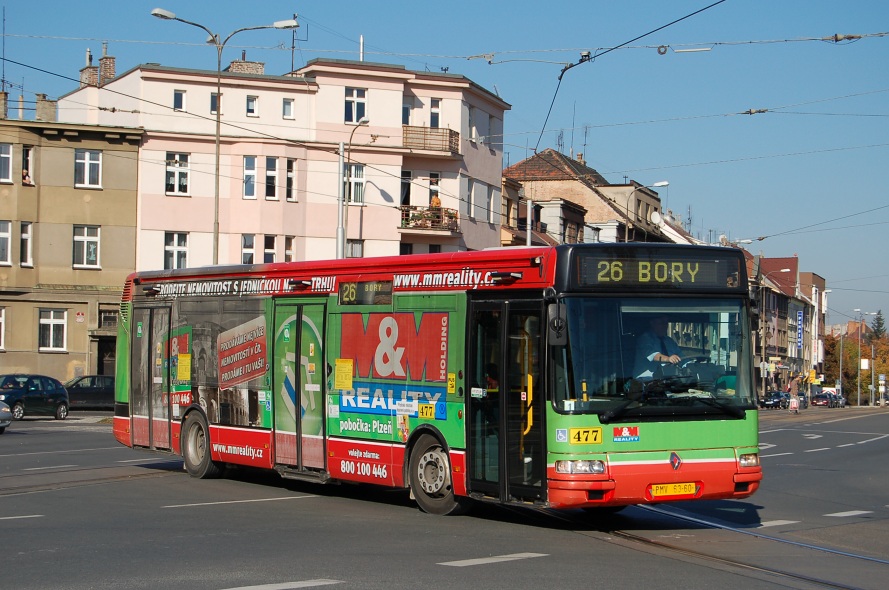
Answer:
634;314;682;378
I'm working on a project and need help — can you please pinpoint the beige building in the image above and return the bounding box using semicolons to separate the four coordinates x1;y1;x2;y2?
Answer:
0;114;141;379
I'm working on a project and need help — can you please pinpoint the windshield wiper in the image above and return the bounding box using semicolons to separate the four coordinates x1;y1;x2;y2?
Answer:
686;396;746;419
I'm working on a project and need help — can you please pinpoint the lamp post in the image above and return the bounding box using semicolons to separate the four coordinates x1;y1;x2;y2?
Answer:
853;308;876;405
759;268;790;399
623;181;668;242
336;116;369;259
151;8;298;265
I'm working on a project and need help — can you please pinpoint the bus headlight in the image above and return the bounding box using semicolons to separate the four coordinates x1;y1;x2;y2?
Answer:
555;460;606;474
739;453;760;468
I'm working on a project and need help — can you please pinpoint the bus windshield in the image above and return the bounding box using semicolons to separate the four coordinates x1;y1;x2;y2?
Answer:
551;296;755;419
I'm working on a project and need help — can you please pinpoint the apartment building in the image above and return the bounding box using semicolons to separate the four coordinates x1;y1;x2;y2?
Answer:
57;52;510;267
0;115;141;378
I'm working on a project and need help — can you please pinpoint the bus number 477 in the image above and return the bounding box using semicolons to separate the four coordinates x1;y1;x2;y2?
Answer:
569;427;602;444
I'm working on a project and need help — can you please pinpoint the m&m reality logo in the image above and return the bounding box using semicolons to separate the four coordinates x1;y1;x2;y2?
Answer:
613;426;640;442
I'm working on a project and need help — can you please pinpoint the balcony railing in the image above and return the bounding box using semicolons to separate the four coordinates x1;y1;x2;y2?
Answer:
400;206;460;232
403;126;460;153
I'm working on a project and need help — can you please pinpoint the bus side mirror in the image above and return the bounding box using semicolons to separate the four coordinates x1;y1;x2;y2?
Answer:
547;303;567;346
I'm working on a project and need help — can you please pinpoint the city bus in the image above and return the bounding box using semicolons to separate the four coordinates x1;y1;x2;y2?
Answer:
113;243;761;515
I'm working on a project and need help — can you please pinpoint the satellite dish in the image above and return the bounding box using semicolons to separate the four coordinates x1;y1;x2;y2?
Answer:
651;211;663;226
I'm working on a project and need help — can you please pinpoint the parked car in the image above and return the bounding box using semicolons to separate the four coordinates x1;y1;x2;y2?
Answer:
0;374;69;420
64;375;115;409
0;400;12;433
811;394;832;407
797;394;809;409
760;391;788;409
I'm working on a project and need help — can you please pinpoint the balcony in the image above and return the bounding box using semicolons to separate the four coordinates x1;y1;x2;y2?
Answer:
403;126;460;153
400;206;460;232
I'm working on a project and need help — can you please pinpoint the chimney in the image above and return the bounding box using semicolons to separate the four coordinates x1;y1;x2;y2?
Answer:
576;152;586;166
35;94;58;122
226;51;265;75
80;48;99;87
99;42;116;86
0;92;7;120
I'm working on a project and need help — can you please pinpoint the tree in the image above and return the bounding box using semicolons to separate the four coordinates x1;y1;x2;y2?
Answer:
872;310;886;340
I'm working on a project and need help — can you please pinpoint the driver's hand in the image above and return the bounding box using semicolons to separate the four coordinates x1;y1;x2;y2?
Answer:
656;353;681;364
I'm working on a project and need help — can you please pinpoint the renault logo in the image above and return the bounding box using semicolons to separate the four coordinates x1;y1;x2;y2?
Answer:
670;452;682;471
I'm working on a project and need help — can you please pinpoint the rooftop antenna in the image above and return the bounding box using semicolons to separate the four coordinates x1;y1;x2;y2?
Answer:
1;7;5;93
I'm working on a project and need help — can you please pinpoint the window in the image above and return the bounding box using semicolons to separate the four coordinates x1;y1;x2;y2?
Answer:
346;164;365;204
242;234;255;264
173;90;186;111
74;149;102;188
345;87;367;123
99;306;119;330
284;236;294;262
73;225;100;268
429;244;441;254
286;159;296;201
20;222;32;267
38;309;66;351
345;239;363;258
263;235;276;263
22;146;34;185
164;232;188;269
243;156;256;199
0;220;9;265
0;144;11;182
400;171;411;207
0;307;5;350
165;152;189;195
402;98;412;125
429;172;440;205
210;92;220;115
265;157;278;200
282;98;294;119
430;98;441;128
246;95;258;117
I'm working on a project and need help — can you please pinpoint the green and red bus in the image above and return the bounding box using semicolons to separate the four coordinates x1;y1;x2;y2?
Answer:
113;243;761;514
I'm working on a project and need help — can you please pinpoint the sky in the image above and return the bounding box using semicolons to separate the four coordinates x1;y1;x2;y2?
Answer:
2;1;888;327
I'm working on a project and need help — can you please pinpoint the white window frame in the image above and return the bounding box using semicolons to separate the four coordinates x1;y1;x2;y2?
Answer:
282;98;294;119
164;232;188;270
165;152;190;196
286;159;297;202
74;149;102;188
346;164;365;205
402;98;412;125
0;143;12;182
22;145;34;185
263;235;276;263
345;87;367;123
265;157;278;200
38;308;67;352
284;236;294;262
429;172;440;205
241;234;255;264
73;225;101;269
246;95;258;117
210;92;220;115
0;220;10;265
20;221;33;267
243;156;256;199
0;307;5;351
430;98;441;128
345;239;364;258
173;89;186;111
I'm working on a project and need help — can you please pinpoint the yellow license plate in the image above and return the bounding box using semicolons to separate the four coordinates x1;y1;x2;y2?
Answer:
650;482;696;497
569;427;602;444
418;404;436;419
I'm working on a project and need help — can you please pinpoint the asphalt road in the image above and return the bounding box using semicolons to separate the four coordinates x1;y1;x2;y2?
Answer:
2;408;887;590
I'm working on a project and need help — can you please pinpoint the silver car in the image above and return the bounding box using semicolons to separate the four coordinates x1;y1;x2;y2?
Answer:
0;400;12;434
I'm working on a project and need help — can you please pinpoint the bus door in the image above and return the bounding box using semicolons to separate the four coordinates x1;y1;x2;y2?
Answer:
272;302;326;471
467;299;545;503
129;305;173;450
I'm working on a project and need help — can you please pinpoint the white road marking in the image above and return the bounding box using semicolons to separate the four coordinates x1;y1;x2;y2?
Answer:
804;448;830;453
825;510;873;518
439;553;548;567
756;520;800;528
760;452;793;458
117;458;178;463
220;581;343;589
23;465;78;471
0;515;44;521
164;496;316;508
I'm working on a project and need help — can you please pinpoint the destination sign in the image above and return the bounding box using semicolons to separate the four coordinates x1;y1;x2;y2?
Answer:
339;280;393;305
574;248;743;291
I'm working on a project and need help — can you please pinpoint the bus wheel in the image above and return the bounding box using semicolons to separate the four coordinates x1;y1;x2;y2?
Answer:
181;413;223;479
409;434;469;515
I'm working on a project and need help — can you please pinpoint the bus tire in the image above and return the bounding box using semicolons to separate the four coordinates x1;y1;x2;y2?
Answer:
409;434;469;516
181;413;223;479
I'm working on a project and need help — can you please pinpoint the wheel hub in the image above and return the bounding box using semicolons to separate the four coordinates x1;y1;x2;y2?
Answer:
417;450;448;494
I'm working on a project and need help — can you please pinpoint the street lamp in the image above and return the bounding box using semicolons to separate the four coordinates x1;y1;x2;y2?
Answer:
853;308;876;406
759;268;790;399
336;117;369;259
623;181;668;242
151;8;299;265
